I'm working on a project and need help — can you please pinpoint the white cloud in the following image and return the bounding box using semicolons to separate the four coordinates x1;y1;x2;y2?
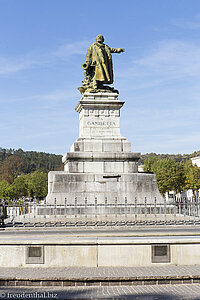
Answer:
117;39;200;93
53;40;90;58
116;39;200;154
134;40;200;78
0;57;38;75
0;88;77;105
0;39;90;75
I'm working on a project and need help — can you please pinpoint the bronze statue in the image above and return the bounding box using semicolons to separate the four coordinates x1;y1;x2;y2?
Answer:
78;34;124;94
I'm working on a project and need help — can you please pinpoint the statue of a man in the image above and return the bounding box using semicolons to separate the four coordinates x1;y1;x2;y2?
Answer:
78;35;124;94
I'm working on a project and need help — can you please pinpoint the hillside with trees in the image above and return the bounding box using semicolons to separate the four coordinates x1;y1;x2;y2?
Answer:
0;147;63;199
0;147;199;199
0;147;63;175
140;151;200;164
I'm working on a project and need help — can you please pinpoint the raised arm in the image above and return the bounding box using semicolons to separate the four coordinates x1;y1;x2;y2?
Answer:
110;47;125;53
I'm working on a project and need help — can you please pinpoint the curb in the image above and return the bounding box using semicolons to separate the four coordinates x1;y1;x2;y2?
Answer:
1;276;200;287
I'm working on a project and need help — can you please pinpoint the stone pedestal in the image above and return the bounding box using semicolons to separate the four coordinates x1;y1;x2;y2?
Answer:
46;92;164;204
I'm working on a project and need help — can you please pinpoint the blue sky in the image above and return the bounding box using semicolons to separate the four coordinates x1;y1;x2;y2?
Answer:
0;0;200;155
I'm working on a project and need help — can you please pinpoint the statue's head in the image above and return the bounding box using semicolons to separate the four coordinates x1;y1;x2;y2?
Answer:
96;34;104;43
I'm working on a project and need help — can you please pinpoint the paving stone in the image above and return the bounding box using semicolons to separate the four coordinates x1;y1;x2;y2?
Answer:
27;280;41;286
2;265;200;288
6;281;16;286
63;281;75;286
41;280;63;286
15;280;27;286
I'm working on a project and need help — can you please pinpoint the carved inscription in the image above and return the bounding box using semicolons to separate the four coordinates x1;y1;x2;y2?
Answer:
87;121;116;126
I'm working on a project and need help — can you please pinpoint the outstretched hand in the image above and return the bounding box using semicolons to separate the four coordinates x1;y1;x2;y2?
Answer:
120;48;125;53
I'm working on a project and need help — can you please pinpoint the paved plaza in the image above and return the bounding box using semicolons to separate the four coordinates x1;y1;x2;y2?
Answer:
1;265;200;281
1;228;200;299
1;284;200;299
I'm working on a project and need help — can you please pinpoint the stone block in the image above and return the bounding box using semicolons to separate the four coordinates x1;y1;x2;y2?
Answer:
111;127;122;137
67;162;84;173
122;140;132;152
64;164;69;172
105;181;125;193
45;245;97;267
171;244;200;265
104;162;124;173
83;140;102;152
0;246;25;267
123;162;138;173
70;141;84;152
84;162;104;173
79;127;91;138
93;152;116;160
102;140;123;152
85;181;107;193
98;245;151;267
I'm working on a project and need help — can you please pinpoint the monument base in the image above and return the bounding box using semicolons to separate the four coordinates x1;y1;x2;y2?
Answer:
46;92;164;205
46;171;163;204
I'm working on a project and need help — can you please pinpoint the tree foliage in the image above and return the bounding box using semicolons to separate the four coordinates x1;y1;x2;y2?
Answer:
0;172;48;200
0;147;61;199
143;156;200;196
27;171;48;199
140;151;200;164
0;181;10;199
0;155;25;183
9;174;29;199
183;160;200;198
0;147;63;175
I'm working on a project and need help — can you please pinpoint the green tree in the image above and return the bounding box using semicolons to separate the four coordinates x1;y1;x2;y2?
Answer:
143;157;185;195
183;160;200;199
0;155;24;183
9;175;29;199
143;157;169;195
27;171;48;199
167;160;185;194
0;180;10;199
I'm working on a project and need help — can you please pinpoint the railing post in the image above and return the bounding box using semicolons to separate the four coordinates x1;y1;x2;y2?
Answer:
85;197;87;225
23;197;26;227
75;197;77;226
192;198;196;225
183;197;186;225
54;198;57;227
164;197;167;225
144;197;147;225
198;200;200;224
12;199;15;227
173;198;176;225
95;197;97;225
1;199;5;227
64;197;67;226
135;197;137;224
43;198;46;227
33;199;36;227
105;197;108;224
154;197;157;225
125;197;127;225
115;197;118;225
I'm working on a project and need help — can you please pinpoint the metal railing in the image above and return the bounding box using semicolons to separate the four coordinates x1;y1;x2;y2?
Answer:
1;197;200;227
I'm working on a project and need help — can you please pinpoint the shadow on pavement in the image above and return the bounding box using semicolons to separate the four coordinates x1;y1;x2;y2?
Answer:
0;287;198;300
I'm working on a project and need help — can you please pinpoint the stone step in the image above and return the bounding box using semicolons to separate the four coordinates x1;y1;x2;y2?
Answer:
1;265;200;287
